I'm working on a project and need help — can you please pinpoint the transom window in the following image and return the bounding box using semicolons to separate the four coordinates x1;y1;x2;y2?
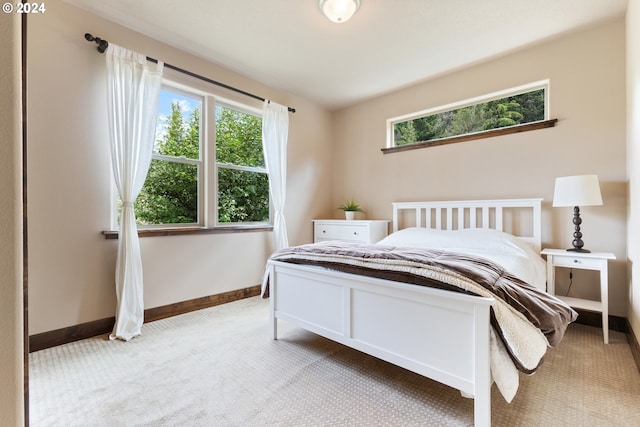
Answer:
387;81;549;149
116;84;270;229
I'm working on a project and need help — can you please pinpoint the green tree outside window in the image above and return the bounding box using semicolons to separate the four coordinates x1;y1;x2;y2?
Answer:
393;89;545;146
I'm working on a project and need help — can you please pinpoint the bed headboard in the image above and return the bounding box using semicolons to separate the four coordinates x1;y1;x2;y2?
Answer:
392;198;543;252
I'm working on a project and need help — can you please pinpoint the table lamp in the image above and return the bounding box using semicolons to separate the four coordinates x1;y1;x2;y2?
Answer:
552;174;602;253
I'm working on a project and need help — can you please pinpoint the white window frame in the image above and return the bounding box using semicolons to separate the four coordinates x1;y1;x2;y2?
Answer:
213;99;270;227
110;75;270;230
386;79;550;148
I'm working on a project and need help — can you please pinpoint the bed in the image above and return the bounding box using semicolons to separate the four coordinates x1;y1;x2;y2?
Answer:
262;198;576;426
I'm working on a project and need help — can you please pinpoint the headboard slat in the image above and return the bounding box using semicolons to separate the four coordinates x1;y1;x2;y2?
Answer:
391;198;543;252
482;207;489;229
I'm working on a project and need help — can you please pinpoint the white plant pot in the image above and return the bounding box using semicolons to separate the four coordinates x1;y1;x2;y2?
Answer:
345;211;355;220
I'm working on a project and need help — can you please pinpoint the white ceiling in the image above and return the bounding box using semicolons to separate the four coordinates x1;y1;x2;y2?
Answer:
67;0;627;110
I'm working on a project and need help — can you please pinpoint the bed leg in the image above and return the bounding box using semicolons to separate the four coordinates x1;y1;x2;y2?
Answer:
474;387;491;427
268;265;278;340
474;304;492;427
270;307;278;340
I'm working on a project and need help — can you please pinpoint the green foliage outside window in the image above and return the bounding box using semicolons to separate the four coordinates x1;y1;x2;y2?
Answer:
216;106;264;167
216;106;269;223
394;89;545;146
135;102;199;225
217;168;269;223
135;160;198;224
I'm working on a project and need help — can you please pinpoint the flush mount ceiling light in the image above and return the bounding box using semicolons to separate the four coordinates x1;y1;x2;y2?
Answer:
319;0;361;23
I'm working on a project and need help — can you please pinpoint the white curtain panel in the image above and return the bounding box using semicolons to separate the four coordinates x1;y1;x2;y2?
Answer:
105;44;163;341
262;101;290;250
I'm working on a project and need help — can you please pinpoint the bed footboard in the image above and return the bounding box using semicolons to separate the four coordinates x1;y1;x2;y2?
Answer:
267;260;493;426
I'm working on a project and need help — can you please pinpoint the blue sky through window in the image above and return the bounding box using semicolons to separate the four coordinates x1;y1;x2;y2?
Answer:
154;88;201;150
157;89;200;117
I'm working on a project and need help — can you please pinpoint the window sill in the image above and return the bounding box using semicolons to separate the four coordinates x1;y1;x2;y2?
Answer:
381;119;558;154
102;225;273;239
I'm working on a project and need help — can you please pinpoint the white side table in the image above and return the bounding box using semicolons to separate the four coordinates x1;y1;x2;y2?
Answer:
541;249;616;343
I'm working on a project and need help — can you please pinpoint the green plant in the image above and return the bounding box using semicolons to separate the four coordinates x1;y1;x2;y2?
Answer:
337;198;365;212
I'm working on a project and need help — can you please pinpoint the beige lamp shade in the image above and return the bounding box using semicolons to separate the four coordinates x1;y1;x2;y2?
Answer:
552;175;603;207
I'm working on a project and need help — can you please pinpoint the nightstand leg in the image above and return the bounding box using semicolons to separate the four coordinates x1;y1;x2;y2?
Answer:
600;265;609;344
546;256;555;294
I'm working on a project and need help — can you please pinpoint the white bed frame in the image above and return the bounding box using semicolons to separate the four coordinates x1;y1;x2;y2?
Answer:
266;198;542;426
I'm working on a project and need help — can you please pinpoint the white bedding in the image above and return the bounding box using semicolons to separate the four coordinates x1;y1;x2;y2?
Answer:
377;227;547;291
376;227;549;402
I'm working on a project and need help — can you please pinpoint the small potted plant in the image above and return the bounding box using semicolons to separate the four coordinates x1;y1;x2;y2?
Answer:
337;198;365;220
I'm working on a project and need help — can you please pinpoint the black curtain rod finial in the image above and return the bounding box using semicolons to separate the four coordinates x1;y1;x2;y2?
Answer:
85;33;108;54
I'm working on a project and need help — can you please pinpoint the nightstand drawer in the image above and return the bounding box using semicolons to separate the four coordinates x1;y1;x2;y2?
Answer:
314;223;368;242
552;255;602;269
313;220;389;244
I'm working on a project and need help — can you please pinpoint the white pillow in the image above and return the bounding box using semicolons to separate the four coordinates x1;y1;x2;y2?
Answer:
377;227;547;291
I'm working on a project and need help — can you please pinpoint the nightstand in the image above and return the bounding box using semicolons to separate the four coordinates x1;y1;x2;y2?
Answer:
541;248;616;343
313;219;389;244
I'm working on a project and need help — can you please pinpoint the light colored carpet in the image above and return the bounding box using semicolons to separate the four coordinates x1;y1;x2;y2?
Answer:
29;296;640;426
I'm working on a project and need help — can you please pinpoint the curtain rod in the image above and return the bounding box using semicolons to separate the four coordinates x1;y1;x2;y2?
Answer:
84;33;296;113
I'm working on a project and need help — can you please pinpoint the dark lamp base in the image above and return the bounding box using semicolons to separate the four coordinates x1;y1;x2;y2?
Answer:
567;248;591;253
566;206;591;253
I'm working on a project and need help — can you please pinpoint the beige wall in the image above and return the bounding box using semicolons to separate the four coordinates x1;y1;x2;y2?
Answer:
627;0;640;343
0;10;24;427
7;0;637;420
331;18;628;316
27;1;333;334
10;2;639;421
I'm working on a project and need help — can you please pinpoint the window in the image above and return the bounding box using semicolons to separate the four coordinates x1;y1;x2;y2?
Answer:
388;81;549;149
215;104;269;223
118;84;270;230
135;89;202;225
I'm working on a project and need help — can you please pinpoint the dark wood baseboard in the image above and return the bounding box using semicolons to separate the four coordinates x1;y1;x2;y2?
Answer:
572;308;628;333
29;317;116;353
29;285;261;352
144;285;260;323
627;320;640;374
